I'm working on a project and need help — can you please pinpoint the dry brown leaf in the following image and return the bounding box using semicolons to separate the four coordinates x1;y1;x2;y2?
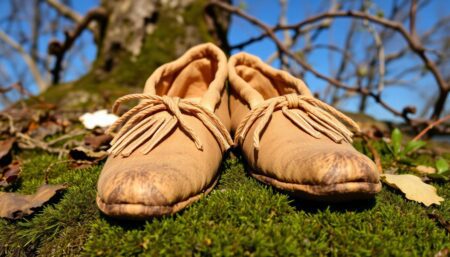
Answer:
415;165;436;174
69;146;108;161
69;146;108;169
381;174;444;206
0;184;67;219
84;133;112;151
29;121;62;140
0;160;21;187
0;138;15;165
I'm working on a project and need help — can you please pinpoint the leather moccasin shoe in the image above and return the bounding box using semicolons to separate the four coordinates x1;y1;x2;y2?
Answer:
228;53;381;201
96;43;232;219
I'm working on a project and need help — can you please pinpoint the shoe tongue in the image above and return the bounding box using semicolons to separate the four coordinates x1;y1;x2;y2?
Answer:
235;65;278;103
229;53;314;109
142;43;227;112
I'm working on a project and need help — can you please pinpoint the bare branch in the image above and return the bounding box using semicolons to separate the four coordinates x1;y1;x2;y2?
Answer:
362;18;385;94
409;0;418;41
209;0;426;125
0;30;48;91
413;114;450;141
327;19;357;104
211;1;448;122
266;0;338;66
45;0;81;22
31;0;42;62
280;10;448;96
47;7;107;84
46;0;96;33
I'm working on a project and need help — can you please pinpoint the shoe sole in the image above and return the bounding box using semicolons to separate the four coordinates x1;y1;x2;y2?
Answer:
96;176;219;219
250;171;381;202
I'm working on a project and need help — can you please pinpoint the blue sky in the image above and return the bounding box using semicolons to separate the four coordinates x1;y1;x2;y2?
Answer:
0;0;448;121
228;0;449;121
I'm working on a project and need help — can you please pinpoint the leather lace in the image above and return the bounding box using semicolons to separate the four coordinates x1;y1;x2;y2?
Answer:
107;94;233;157
234;94;360;151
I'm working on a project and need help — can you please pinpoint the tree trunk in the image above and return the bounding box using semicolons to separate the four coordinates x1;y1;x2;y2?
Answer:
94;0;230;80
39;0;230;110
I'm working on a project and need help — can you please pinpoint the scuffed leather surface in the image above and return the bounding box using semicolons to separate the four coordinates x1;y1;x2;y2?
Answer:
229;53;381;199
96;43;230;218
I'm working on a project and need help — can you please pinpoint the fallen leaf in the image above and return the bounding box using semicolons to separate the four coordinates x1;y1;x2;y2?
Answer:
79;110;118;129
69;146;108;161
69;146;108;169
0;184;67;219
381;174;444;207
1;109;32;133
0;161;21;187
0;138;15;166
28;121;62;140
84;133;113;151
415;165;436;174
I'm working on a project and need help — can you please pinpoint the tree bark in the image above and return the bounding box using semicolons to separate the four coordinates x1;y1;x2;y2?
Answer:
95;0;230;76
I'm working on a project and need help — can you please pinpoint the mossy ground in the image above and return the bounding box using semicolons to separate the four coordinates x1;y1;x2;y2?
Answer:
2;1;448;254
0;142;449;256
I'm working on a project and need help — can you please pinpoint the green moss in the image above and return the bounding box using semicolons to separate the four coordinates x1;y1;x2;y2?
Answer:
81;156;450;257
1;151;449;256
4;1;449;254
0;153;101;256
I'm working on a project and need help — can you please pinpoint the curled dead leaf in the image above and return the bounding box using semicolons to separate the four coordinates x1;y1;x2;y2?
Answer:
84;133;112;151
0;184;67;219
69;146;108;169
69;146;108;161
29;121;62;140
381;174;444;207
0;138;15;166
0;160;21;187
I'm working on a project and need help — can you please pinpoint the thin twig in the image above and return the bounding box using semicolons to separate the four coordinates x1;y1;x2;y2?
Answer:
0;30;48;91
209;1;425;125
0;112;69;155
47;129;87;146
211;1;448;121
48;7;107;84
410;0;418;41
45;0;97;33
362;19;385;94
412;114;450;141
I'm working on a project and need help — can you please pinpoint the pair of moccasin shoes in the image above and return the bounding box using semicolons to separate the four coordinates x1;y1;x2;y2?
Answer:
96;43;381;219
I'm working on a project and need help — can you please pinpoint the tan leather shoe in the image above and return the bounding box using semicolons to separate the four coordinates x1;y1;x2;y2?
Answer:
228;53;381;201
96;43;232;219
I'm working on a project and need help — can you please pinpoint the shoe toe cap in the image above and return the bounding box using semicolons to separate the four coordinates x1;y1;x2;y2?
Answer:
96;160;207;218
314;150;380;185
255;144;381;199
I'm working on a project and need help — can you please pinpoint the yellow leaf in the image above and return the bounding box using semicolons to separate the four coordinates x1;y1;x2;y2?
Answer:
415;165;436;174
381;174;444;207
